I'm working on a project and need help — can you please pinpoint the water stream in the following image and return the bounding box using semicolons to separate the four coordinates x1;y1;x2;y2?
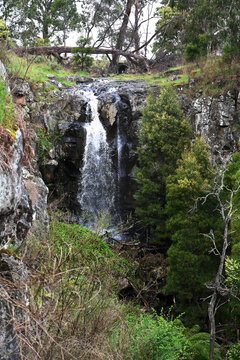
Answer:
77;89;116;220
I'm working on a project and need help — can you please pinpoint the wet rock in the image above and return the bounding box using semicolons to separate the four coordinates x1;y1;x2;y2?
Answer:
75;76;94;84
100;94;118;127
0;130;33;246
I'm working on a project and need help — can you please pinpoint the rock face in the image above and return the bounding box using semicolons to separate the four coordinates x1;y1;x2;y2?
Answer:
179;90;239;163
0;96;49;244
0;130;33;246
0;65;49;359
29;79;240;221
0;65;240;358
0;254;29;360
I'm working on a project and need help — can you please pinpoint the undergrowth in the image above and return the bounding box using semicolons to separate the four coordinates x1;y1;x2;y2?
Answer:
0;80;15;130
186;56;240;96
17;221;132;359
2;220;220;359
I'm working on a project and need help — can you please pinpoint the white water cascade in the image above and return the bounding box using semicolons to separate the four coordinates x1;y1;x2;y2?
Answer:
77;90;116;219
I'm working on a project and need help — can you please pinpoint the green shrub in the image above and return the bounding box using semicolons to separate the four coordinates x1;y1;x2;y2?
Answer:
37;129;61;163
111;311;187;360
49;221;130;274
0;19;8;40
185;43;200;62
72;37;93;71
184;326;221;360
22;221;131;359
0;80;15;130
226;342;240;360
222;43;240;63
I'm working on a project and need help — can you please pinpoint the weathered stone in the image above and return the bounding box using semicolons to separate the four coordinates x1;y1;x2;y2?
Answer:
0;254;29;360
0;130;33;246
0;60;8;82
11;79;34;103
22;168;49;231
100;98;118;127
185;92;238;163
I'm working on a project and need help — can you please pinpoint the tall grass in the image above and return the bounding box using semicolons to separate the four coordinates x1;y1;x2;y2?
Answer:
7;53;89;85
0;79;15;130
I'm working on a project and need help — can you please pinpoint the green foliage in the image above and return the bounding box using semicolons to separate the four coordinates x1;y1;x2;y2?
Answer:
0;80;15;130
111;310;222;360
23;220;133;358
134;86;191;244
111;310;187;360
226;342;240;360
185;43;200;62
1;0;80;45
225;257;240;295
222;43;240;63
165;138;222;322
72;37;93;71
153;6;182;54
184;326;221;360
31;37;50;47
0;19;8;40
48;221;130;273
223;153;240;254
37;129;60;164
159;0;240;61
185;34;211;62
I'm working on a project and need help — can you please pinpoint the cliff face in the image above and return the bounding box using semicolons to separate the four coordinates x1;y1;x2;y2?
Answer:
0;61;49;360
179;89;240;164
1;74;239;242
0;61;240;358
0;73;49;246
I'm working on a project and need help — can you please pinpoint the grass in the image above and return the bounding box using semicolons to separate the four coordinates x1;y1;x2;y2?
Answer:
7;219;222;359
15;220;134;359
184;56;240;96
109;65;189;87
110;56;240;95
3;48;240;101
0;79;16;131
7;52;90;86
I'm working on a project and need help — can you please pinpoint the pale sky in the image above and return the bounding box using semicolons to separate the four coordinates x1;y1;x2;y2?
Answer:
66;1;160;57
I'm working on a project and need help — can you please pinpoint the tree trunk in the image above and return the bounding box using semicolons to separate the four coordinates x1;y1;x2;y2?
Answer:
208;291;217;360
110;0;134;72
134;0;140;52
14;46;150;71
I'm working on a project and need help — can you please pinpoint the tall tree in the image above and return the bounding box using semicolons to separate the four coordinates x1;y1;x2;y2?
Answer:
109;0;135;72
165;138;223;324
161;0;240;59
0;0;80;45
134;87;190;245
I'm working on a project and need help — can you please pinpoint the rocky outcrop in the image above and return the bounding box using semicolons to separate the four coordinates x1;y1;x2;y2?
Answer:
0;63;49;360
179;89;239;163
0;130;33;246
0;79;49;245
0;253;28;360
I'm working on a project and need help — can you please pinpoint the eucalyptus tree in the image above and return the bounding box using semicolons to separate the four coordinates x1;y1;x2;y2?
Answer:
0;0;80;45
157;0;240;59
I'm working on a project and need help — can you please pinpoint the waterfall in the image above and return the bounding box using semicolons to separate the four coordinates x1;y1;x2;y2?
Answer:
77;90;116;220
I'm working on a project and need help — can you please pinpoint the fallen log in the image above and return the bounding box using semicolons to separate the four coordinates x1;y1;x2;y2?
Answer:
14;46;150;71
